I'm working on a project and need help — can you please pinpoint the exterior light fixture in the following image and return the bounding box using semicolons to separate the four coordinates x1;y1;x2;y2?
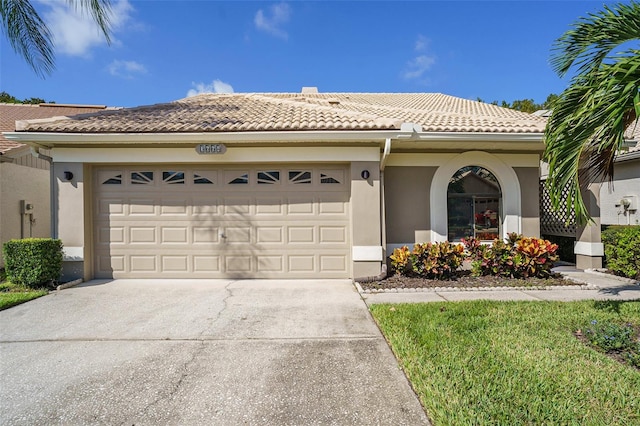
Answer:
64;171;74;181
361;170;370;179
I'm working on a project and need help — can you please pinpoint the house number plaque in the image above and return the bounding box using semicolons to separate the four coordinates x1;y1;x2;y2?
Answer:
196;144;227;154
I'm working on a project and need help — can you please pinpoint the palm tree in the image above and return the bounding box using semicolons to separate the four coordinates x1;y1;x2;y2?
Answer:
0;0;112;77
543;1;640;225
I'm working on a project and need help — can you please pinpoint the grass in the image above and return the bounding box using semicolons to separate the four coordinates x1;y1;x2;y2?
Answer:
0;281;48;311
370;300;640;425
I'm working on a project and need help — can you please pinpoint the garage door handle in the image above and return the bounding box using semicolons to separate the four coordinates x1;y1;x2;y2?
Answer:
220;233;227;239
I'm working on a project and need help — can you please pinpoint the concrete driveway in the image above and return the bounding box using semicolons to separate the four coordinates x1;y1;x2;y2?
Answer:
0;279;429;425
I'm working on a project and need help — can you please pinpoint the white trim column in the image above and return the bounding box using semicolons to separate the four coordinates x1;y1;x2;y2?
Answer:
576;182;603;270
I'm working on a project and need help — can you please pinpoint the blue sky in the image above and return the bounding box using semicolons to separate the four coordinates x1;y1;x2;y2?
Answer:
0;0;611;108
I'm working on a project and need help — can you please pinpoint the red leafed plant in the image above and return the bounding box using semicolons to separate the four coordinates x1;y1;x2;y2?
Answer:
464;233;559;279
390;242;465;280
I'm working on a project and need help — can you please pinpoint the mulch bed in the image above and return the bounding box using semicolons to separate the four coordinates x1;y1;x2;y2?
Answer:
359;270;579;291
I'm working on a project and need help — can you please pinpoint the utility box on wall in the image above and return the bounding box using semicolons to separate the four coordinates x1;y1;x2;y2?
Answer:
20;200;34;214
619;195;638;211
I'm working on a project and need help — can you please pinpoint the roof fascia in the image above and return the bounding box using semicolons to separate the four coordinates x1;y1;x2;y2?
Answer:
615;149;640;162
415;132;544;143
2;130;544;148
3;130;406;146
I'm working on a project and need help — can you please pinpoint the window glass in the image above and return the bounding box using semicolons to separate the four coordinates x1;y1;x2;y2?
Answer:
320;173;340;184
194;174;213;184
163;171;185;184
103;174;122;185
131;171;154;184
447;166;501;241
289;171;312;184
257;171;280;184
229;173;249;184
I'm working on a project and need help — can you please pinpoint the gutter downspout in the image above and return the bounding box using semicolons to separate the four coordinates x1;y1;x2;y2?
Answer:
380;137;392;255
354;138;392;284
30;147;55;239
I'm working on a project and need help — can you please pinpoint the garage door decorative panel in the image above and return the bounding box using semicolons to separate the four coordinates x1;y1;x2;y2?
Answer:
193;227;219;243
94;165;351;278
193;256;220;271
257;227;283;243
161;227;188;243
130;227;156;243
162;256;188;271
288;227;314;243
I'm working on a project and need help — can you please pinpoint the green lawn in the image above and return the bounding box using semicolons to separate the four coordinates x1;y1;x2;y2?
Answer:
371;300;640;425
0;282;48;311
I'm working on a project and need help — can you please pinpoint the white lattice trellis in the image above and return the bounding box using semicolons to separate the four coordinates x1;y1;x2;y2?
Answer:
540;180;576;237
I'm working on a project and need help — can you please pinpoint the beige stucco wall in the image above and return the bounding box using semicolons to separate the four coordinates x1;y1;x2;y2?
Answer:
384;155;540;250
514;167;540;237
600;159;640;226
52;162;86;280
0;162;51;267
350;161;382;278
384;166;436;245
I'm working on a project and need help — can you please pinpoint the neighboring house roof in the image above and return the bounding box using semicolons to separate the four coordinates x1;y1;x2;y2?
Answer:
13;93;547;134
0;103;111;155
612;117;640;162
533;110;640;163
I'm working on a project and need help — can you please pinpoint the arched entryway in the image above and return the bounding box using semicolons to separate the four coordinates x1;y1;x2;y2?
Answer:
430;151;522;242
447;166;501;241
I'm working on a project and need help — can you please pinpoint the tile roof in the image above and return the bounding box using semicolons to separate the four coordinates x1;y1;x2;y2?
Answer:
1;103;109;154
624;118;640;153
14;93;548;135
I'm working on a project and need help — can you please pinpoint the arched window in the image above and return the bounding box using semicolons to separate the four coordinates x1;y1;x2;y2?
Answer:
447;166;501;241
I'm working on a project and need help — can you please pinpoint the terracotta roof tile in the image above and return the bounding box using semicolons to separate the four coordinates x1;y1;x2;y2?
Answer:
15;93;548;134
1;103;109;154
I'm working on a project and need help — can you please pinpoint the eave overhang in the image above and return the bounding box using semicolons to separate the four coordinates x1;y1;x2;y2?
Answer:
2;130;545;151
3;130;543;143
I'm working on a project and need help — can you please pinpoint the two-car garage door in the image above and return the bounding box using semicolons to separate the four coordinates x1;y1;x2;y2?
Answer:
94;165;351;278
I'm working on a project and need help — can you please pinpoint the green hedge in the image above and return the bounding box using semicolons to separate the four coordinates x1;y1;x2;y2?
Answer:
602;226;640;280
2;238;63;287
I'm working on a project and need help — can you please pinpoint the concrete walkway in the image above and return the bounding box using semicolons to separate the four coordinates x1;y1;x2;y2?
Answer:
0;279;430;425
360;267;640;305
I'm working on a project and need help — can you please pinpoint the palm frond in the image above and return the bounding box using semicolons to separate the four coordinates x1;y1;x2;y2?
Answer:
0;0;54;77
551;1;640;77
544;54;640;225
0;0;112;77
69;0;112;44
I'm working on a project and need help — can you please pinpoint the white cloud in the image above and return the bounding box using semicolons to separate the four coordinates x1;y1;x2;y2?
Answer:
41;0;134;56
187;80;235;97
403;34;436;81
403;55;436;80
254;2;291;40
108;60;147;79
414;34;429;52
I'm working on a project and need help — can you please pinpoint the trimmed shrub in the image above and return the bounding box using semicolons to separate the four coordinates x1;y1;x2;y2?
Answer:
390;242;465;280
2;238;63;287
464;233;558;279
602;226;640;279
389;245;412;276
391;234;558;280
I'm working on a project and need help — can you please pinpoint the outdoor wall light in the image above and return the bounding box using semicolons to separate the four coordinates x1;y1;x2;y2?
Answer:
64;171;74;181
361;170;370;179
